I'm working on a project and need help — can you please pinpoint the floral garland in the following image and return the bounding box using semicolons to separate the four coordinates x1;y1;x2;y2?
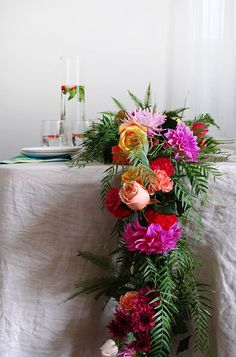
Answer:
71;86;226;357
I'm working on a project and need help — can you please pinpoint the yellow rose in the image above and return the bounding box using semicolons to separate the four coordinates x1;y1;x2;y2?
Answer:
118;119;147;152
122;167;140;183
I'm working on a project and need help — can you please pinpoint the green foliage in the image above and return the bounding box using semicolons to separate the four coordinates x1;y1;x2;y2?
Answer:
185;113;220;129
112;97;127;111
77;85;85;102
77;250;111;270
72;113;119;166
144;83;152;109
101;164;120;207
128;90;144;109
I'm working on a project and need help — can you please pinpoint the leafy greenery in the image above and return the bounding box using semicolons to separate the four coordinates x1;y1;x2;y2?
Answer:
72;113;119;166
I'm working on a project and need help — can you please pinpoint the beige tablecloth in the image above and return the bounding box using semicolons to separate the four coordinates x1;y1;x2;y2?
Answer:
0;162;236;357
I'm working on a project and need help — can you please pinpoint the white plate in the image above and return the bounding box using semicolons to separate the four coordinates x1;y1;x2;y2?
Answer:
21;146;80;158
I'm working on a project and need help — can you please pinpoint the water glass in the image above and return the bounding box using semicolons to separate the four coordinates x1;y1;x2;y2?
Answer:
41;120;68;147
70;120;92;146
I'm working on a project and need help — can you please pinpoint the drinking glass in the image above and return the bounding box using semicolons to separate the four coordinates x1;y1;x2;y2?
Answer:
60;55;85;122
41;120;69;147
70;120;93;146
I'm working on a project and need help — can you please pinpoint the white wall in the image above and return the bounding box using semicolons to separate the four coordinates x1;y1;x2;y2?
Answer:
0;0;235;160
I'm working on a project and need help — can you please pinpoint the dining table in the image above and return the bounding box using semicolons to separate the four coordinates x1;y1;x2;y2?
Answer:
0;159;236;357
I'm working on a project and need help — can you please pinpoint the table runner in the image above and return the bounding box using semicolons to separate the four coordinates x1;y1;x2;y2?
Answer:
0;163;235;357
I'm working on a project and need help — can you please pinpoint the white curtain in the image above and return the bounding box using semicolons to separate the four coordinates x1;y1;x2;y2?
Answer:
164;0;236;139
0;0;236;160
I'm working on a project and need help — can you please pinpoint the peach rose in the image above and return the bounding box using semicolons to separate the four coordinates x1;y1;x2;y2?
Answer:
100;339;118;357
118;119;147;152
120;291;138;312
119;181;150;211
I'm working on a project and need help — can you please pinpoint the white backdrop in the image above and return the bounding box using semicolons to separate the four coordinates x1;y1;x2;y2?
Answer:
0;0;236;160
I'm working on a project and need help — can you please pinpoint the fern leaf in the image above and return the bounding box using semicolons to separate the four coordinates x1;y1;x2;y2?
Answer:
112;97;127;111
128;90;144;109
144;83;152;109
77;250;111;270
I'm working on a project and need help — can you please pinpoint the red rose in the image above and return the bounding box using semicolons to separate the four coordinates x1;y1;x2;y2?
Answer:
145;209;177;230
105;187;131;219
112;145;130;165
150;158;175;177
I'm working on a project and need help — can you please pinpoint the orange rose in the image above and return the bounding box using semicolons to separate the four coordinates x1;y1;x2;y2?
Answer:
118;119;147;152
119;181;150;211
120;291;138;311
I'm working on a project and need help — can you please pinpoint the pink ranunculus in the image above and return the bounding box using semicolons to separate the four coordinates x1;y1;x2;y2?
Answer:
119;181;150;211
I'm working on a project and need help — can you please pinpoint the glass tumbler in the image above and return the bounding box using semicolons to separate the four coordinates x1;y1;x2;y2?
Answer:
70;120;93;146
41;120;69;147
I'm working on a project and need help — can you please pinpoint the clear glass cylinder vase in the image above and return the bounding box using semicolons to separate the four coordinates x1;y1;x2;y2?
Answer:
60;55;85;123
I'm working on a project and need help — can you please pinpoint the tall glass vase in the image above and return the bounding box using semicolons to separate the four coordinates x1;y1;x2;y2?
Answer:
60;55;85;123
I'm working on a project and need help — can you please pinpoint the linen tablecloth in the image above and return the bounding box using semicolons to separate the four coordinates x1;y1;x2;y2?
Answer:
0;162;235;357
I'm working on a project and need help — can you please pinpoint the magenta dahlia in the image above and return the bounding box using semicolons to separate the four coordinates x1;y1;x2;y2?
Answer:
164;122;200;161
122;220;182;255
125;109;166;135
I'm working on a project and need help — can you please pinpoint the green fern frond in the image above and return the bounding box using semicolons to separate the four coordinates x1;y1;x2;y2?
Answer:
77;250;111;270
144;83;152;109
128;90;144;109
112;97;127;111
101;164;120;207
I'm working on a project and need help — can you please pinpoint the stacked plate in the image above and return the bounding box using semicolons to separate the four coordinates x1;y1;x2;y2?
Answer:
21;147;80;158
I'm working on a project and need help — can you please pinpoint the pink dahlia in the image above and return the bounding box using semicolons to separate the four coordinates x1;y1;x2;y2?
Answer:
123;220;182;255
164;122;200;161
125;109;166;135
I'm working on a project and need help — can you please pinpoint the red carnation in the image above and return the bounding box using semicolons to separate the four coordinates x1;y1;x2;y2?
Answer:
112;145;130;165
192;122;208;138
105;187;131;219
145;210;177;230
192;122;209;149
150;158;175;177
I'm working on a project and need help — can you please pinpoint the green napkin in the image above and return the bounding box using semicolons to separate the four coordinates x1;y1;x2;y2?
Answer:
0;154;71;164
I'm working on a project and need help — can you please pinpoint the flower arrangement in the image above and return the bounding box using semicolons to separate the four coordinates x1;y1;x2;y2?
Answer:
71;85;227;356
